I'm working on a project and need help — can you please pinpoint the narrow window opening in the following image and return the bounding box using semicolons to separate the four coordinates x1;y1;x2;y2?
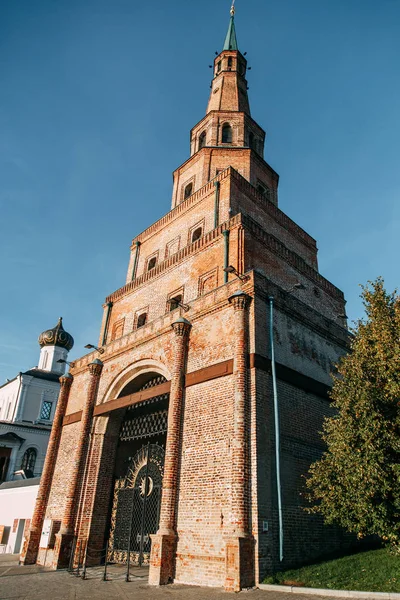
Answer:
147;257;157;271
249;132;255;149
198;132;206;150
257;182;271;200
228;57;233;70
257;184;266;195
217;60;222;73
137;313;147;329
222;123;233;144
40;401;52;420
184;183;193;199
191;227;203;243
169;295;182;311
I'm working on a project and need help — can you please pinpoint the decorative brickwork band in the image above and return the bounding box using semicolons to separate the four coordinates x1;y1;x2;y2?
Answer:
149;318;191;585
53;359;103;568
225;291;254;592
20;373;74;565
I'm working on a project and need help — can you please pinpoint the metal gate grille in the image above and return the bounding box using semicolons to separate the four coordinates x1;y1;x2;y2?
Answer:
108;443;165;566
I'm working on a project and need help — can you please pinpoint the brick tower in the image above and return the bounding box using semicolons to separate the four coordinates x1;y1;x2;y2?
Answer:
21;5;349;591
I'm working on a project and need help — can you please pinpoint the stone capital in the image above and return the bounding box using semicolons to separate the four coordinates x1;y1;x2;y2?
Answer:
88;359;103;377
59;373;73;388
171;317;192;337
228;290;251;311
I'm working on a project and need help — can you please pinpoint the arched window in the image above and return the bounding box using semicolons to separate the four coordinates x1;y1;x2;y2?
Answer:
184;183;193;199
222;123;232;144
191;227;202;243
21;448;37;477
198;131;206;150
228;57;233;70
147;257;157;271
137;313;147;329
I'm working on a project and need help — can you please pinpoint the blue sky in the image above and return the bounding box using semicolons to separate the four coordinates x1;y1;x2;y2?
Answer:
1;0;399;382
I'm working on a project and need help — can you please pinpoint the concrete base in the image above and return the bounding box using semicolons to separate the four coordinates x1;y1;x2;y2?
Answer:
19;530;41;565
52;532;75;569
224;535;255;592
148;533;177;585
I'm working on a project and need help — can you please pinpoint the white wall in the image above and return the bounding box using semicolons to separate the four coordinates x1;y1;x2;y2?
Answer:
0;483;39;553
0;378;21;422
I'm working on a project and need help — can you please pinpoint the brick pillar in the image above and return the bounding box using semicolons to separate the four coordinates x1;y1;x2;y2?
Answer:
20;373;73;565
53;359;103;569
149;317;191;586
225;290;254;592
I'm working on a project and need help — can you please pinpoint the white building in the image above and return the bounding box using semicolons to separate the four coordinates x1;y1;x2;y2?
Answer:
0;318;74;482
0;478;40;554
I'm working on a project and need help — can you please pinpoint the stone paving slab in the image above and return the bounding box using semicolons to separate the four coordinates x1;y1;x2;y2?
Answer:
0;556;384;600
0;567;350;600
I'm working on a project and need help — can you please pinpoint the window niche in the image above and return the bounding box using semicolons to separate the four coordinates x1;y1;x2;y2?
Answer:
198;131;206;150
147;256;157;271
256;181;271;200
168;295;182;311
249;132;255;150
134;307;149;330
191;227;202;243
111;318;125;341
222;123;233;144
167;288;184;312
136;313;147;329
188;219;205;246
184;182;193;199
198;269;218;296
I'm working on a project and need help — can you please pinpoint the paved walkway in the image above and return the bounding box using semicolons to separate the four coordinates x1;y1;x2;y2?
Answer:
0;554;352;600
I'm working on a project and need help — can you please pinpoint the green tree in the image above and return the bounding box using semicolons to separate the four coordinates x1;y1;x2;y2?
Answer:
306;278;400;547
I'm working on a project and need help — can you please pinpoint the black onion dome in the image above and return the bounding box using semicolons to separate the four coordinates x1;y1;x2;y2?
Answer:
38;317;74;351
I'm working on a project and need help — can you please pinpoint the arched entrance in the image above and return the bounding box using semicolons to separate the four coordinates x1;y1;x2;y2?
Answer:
107;373;169;567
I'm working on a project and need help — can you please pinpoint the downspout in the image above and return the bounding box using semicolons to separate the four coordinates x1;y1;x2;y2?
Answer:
214;181;220;229
223;229;230;283
269;296;283;563
131;241;141;281
102;302;113;346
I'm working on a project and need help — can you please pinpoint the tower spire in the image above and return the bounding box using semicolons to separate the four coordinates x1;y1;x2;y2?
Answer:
223;1;238;51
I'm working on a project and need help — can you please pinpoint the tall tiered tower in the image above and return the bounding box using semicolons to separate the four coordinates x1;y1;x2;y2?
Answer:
22;6;349;591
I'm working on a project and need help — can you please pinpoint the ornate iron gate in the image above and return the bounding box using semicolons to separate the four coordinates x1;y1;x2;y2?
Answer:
108;443;165;566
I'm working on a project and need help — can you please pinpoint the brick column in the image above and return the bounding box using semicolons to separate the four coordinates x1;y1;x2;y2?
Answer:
149;317;191;586
53;359;103;569
225;290;254;592
20;373;73;565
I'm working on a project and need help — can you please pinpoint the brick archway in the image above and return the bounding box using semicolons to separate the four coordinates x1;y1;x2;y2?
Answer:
77;365;171;566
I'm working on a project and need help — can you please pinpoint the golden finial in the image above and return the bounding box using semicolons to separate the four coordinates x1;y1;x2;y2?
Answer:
230;0;236;17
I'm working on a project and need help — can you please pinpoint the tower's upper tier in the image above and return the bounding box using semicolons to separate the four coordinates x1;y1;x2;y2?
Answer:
207;8;250;116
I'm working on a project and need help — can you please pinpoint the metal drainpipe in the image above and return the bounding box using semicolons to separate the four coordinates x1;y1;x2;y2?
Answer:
131;241;141;281
102;302;113;346
214;181;220;229
269;296;284;562
223;230;230;283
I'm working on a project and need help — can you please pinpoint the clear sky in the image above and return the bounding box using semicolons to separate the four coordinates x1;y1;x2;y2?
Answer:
1;0;399;383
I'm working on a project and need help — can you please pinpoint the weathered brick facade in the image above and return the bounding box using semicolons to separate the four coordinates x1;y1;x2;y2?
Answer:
21;8;351;591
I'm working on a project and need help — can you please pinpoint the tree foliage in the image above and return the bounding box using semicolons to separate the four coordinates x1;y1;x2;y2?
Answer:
306;278;400;546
